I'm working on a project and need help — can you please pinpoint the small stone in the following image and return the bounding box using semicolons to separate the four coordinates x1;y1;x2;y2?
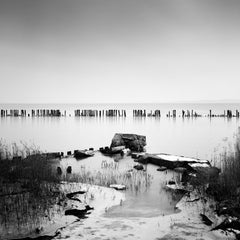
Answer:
157;166;167;171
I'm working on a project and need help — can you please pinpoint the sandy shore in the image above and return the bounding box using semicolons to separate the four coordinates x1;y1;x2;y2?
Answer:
55;188;235;240
1;182;235;240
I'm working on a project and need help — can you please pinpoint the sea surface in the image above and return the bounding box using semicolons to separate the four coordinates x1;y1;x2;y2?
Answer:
0;103;240;160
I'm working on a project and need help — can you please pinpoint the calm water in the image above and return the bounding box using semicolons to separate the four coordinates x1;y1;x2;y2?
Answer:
1;103;240;235
0;103;240;160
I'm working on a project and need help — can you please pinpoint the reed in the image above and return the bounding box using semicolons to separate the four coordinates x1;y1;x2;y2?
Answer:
0;141;63;236
63;160;152;194
210;128;240;200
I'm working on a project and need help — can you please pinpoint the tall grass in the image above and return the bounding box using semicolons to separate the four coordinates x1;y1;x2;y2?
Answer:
210;128;240;200
0;141;64;237
63;160;152;195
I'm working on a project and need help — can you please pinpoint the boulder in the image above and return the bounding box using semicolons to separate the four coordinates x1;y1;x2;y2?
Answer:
110;133;146;152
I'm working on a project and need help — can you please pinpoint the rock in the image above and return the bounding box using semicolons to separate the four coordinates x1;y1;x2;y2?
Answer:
110;184;126;190
138;153;210;170
74;150;94;159
65;207;92;219
174;167;187;173
121;148;131;156
99;146;123;155
200;213;213;226
212;217;240;231
110;133;146;152
133;164;144;170
131;153;140;159
57;167;62;175
66;191;86;199
194;166;220;182
67;151;72;156
66;166;72;174
111;146;126;153
35;227;44;234
215;200;240;218
131;152;146;159
157;166;167;171
85;205;94;211
165;183;190;195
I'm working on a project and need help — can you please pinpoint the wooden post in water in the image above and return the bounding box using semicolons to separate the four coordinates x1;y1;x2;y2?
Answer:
173;110;176;118
182;110;185;117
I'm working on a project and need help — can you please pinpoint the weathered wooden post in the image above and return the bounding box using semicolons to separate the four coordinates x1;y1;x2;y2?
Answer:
173;110;176;118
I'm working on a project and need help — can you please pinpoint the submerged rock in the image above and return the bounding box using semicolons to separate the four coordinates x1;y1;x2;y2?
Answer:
200;213;213;226
165;183;190;195
57;167;62;175
157;166;167;171
133;164;144;170
65;207;93;219
110;184;126;190
110;133;146;152
174;167;187;173
66;166;72;174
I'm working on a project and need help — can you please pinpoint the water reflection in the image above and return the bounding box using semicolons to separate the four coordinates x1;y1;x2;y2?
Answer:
59;152;183;218
0;113;239;160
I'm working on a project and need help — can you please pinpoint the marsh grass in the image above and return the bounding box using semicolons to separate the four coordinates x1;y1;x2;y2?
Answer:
0;140;152;237
209;128;240;200
62;160;152;195
0;141;65;237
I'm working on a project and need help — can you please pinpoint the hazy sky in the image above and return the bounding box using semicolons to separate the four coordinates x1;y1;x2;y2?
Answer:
0;0;240;103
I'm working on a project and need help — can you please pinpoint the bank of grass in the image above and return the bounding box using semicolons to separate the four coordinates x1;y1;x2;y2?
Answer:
209;130;240;201
0;141;64;236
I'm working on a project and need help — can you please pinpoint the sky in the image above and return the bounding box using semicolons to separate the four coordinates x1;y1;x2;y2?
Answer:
0;0;240;103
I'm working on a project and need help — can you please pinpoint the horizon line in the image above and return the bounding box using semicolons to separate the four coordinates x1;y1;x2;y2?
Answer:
1;100;240;105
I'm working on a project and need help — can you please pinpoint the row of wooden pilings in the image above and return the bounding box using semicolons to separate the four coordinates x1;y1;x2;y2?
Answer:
133;109;161;117
0;109;27;117
133;109;240;118
0;109;240;118
74;109;127;117
209;110;240;118
0;109;64;117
